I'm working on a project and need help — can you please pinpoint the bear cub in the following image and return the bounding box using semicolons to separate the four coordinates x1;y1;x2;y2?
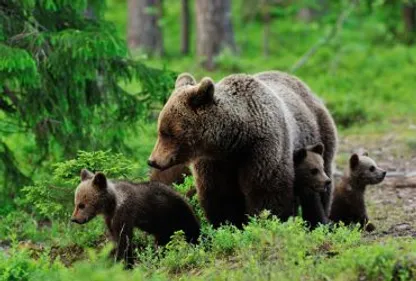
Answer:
329;153;386;232
71;169;200;267
293;143;332;228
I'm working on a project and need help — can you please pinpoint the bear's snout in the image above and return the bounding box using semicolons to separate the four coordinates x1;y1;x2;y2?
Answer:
147;159;162;170
71;217;87;224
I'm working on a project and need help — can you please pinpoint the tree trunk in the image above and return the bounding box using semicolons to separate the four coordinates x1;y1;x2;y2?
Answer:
127;0;163;55
195;0;236;70
402;4;416;44
84;2;95;19
261;0;272;57
180;0;190;55
297;0;328;22
222;0;237;53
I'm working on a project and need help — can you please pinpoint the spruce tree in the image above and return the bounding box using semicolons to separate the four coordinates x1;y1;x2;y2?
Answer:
0;0;173;198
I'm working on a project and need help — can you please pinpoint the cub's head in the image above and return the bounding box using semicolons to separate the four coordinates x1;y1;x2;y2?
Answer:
349;152;386;186
148;73;217;170
71;169;109;224
294;143;331;193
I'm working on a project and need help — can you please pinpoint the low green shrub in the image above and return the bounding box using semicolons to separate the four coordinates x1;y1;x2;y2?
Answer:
21;150;137;219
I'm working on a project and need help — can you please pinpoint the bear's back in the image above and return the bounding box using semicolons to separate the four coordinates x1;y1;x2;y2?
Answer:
255;71;323;148
113;180;200;243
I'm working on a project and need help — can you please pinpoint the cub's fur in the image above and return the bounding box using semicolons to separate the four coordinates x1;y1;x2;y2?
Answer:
293;143;332;228
329;153;386;232
71;169;200;267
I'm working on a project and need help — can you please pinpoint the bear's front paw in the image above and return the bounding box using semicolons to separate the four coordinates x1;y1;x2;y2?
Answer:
365;222;376;232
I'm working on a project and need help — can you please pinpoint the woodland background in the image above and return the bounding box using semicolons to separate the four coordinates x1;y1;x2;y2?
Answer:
1;1;416;280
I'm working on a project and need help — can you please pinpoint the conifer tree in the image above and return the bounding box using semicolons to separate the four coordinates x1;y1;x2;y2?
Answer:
0;0;174;195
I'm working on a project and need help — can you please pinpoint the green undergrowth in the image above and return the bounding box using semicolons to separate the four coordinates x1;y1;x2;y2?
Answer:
1;150;416;281
2;214;416;281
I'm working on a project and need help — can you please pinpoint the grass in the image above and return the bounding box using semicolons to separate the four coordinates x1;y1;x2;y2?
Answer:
2;210;416;281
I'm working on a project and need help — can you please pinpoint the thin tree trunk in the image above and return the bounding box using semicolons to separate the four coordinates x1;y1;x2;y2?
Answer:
263;16;270;57
297;0;327;22
195;0;236;70
222;0;237;53
402;4;416;44
181;0;190;55
127;0;163;55
261;0;271;57
84;2;95;19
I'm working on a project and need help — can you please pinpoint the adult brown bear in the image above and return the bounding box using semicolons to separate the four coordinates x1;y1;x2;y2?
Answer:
148;71;337;228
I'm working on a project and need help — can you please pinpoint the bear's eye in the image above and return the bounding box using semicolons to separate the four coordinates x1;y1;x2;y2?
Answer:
78;203;85;210
310;168;319;175
369;166;375;172
160;129;173;139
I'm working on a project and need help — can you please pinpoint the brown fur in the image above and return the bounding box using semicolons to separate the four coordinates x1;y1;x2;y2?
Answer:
329;153;386;232
293;143;332;228
148;71;337;227
149;164;191;186
71;169;200;267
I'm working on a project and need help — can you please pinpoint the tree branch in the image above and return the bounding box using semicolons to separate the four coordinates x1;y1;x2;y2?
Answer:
290;0;358;73
3;86;20;108
0;97;16;113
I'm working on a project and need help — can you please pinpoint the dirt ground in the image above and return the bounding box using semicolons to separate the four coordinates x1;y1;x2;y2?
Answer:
335;129;416;239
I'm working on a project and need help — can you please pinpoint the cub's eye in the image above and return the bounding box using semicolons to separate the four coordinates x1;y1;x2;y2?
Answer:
78;203;85;210
310;168;319;175
369;166;375;172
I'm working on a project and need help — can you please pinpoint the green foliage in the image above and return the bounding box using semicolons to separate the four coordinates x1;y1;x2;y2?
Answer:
0;241;64;281
4;212;416;281
0;0;175;194
173;176;208;227
22;150;137;219
1;0;416;280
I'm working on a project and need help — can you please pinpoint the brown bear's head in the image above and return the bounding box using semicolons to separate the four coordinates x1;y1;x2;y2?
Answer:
148;73;217;170
293;143;332;193
71;169;109;224
349;152;386;187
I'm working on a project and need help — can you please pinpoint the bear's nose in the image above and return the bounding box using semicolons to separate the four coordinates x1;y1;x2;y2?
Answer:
147;159;162;169
382;171;387;177
325;179;332;186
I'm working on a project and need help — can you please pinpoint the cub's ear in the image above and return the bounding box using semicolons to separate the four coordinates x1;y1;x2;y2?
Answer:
309;143;324;156
293;148;307;166
362;151;369;156
80;169;94;181
350;153;360;170
188;77;215;109
175;73;196;88
92;172;107;190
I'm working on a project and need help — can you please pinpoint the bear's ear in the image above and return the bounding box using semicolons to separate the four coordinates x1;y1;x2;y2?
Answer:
362;151;369;157
350;154;360;170
188;77;215;109
293;148;307;166
92;172;107;190
175;73;196;88
80;169;94;181
309;143;324;156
